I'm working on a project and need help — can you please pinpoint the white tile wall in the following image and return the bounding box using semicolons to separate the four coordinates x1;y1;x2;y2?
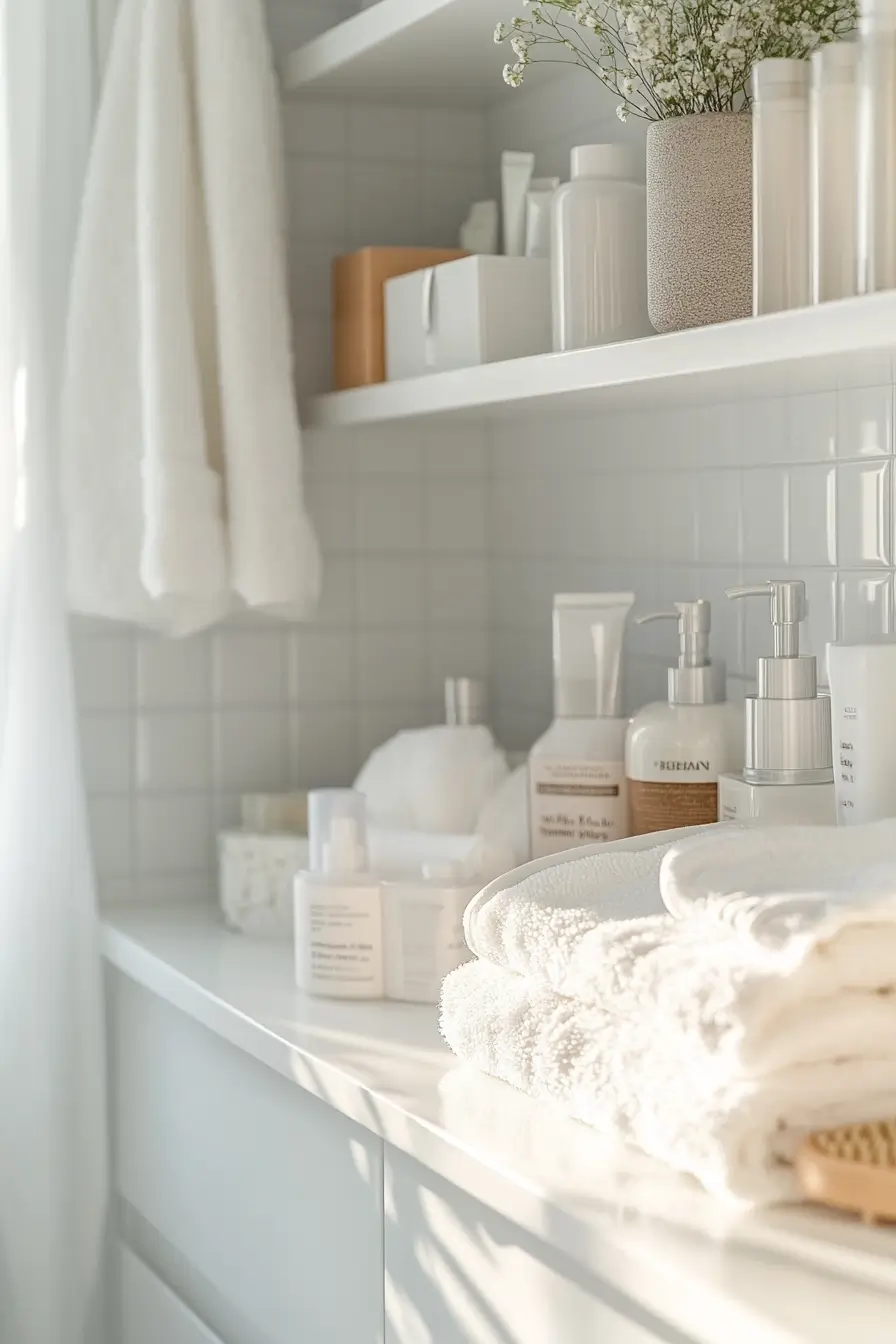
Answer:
71;9;896;904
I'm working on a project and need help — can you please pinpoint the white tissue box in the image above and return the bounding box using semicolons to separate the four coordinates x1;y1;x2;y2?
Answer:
218;830;309;938
385;256;552;380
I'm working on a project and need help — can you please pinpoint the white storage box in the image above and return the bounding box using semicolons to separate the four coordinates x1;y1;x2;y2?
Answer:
218;830;309;938
385;256;551;380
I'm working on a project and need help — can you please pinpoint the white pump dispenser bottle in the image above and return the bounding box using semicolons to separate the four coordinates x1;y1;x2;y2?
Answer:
294;789;384;998
625;600;742;834
718;580;835;825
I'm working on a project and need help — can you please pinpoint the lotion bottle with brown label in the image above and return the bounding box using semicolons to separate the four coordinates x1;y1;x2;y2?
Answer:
625;600;741;835
528;592;635;859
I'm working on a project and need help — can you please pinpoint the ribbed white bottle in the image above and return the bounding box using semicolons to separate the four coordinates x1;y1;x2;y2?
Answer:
810;41;858;303
752;58;811;315
858;0;896;293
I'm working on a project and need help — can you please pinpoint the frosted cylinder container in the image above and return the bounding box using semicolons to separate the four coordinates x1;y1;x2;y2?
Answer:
811;42;858;303
858;0;896;292
551;144;651;352
827;641;896;824
753;59;811;315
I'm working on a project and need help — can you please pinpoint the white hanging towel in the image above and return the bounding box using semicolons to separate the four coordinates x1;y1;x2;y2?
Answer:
61;0;320;634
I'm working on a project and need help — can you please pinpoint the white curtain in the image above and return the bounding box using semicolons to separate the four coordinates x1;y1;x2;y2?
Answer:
0;1;108;1342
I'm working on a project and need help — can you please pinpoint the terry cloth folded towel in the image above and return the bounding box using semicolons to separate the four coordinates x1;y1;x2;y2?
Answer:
61;0;320;634
661;816;896;941
441;902;896;1204
462;825;723;997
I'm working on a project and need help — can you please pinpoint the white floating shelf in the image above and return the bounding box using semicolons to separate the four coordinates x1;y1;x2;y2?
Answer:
305;294;896;430
283;0;519;103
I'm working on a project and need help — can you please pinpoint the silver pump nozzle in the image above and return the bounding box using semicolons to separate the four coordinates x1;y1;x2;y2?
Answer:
725;579;832;785
636;599;725;705
445;676;487;726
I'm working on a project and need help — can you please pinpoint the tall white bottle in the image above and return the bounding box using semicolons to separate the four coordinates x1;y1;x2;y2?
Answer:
528;592;634;859
294;790;384;998
626;600;742;835
718;580;835;825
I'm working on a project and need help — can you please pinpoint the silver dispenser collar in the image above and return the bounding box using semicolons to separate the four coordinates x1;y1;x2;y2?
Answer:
636;599;725;705
445;676;487;726
726;579;833;785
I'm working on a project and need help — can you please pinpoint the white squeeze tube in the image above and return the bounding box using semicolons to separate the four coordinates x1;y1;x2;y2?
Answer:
501;150;535;256
528;592;635;859
827;641;896;824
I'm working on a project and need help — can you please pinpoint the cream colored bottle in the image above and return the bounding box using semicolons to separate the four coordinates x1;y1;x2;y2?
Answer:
529;592;634;858
625;601;742;834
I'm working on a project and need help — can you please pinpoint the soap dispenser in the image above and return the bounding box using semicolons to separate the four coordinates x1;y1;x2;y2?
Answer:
718;580;835;824
625;600;742;834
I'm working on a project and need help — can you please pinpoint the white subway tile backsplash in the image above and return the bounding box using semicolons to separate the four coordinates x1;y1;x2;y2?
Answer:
424;425;488;478
801;572;839;678
88;796;133;876
212;629;287;706
307;474;358;552
212;709;290;792
136;635;210;708
424;479;487;553
347;161;421;248
79;713;132;795
358;426;423;477
787;391;837;462
695;471;741;565
357;479;424;552
72;633;133;711
288;158;347;240
425;626;490;702
291;707;360;787
426;556;490;627
837;460;892;567
288;629;357;703
837;385;894;458
357;556;426;626
281;101;348;160
837;572;894;642
421;109;488;165
358;628;426;702
137;713;211;792
741;468;788;564
135;796;212;874
788;465;837;566
348;105;421;161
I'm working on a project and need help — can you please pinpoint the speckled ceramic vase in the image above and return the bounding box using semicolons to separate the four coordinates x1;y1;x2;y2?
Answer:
647;112;752;333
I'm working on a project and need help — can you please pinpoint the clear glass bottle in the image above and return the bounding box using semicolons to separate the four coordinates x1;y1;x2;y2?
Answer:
858;0;896;293
811;41;859;303
753;58;811;315
551;144;651;352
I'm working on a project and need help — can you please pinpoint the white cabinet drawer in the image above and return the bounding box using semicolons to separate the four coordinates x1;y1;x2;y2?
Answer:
384;1149;667;1344
108;970;384;1344
121;1247;224;1344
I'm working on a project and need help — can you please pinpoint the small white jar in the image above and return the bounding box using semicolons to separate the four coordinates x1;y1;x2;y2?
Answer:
383;863;477;1004
551;144;651;352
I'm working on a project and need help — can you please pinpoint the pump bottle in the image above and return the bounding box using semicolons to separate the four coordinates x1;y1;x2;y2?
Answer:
625;600;742;834
528;592;634;858
718;580;835;824
294;790;384;998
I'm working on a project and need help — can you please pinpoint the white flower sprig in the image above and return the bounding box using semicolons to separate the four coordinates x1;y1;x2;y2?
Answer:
493;0;856;120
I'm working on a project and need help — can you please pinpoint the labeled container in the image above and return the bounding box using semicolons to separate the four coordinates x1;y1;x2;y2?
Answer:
626;601;741;835
294;790;383;999
385;255;551;380
858;0;896;293
551;144;651;352
811;42;859;303
753;59;811;315
827;640;896;824
529;592;634;858
383;862;477;1004
718;580;835;825
333;246;467;389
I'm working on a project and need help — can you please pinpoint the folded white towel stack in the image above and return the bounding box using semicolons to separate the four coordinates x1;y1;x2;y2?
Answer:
442;820;896;1204
61;0;320;634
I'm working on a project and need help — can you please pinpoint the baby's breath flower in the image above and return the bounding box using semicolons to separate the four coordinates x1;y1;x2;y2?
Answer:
493;0;856;119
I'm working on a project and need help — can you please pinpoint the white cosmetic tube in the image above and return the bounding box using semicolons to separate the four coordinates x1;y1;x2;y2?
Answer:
827;640;896;823
502;150;535;256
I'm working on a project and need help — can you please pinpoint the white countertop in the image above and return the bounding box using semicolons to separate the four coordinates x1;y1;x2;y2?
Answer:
103;904;896;1344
